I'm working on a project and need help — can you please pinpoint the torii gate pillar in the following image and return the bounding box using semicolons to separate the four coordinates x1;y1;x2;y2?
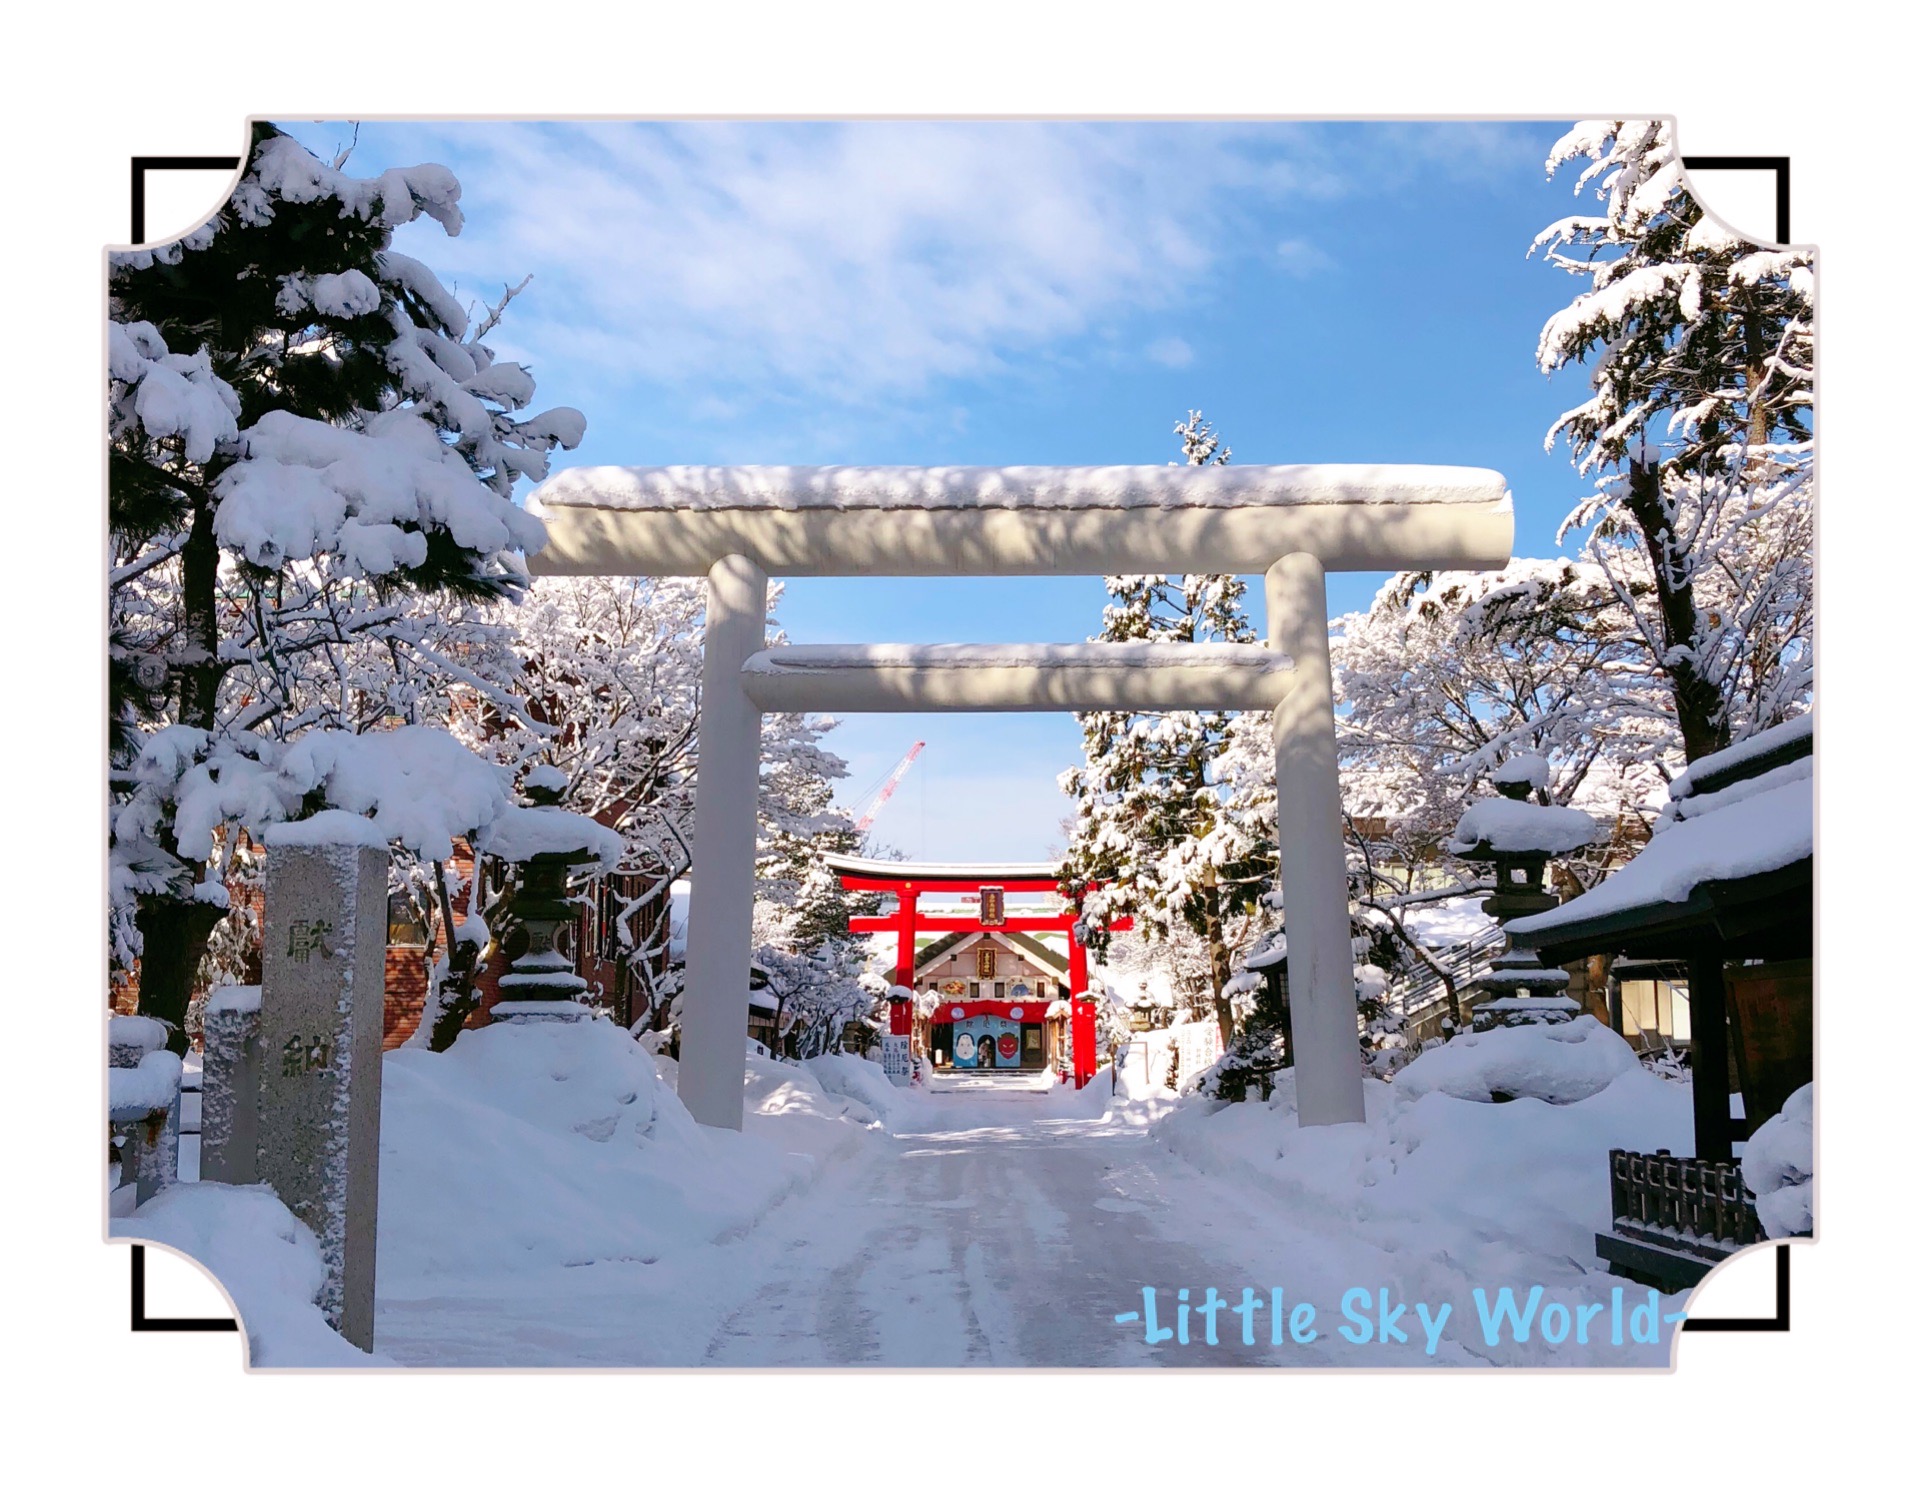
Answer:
1267;552;1366;1126
893;888;919;992
678;553;767;1131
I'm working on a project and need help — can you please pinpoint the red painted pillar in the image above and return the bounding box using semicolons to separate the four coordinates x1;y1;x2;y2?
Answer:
893;888;918;993
1068;918;1095;1086
1071;994;1097;1089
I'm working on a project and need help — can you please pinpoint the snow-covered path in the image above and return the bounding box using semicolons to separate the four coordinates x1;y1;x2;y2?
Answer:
377;1075;1289;1367
371;1063;1679;1369
698;1080;1252;1366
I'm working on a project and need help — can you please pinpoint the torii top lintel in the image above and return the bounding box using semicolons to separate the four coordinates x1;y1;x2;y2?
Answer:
525;464;1514;579
825;853;1065;895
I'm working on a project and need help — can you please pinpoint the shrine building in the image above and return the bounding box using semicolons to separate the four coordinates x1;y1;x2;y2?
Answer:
914;929;1069;1072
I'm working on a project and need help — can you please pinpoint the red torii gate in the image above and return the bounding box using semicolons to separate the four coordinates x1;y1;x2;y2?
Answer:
830;854;1130;994
829;853;1130;1086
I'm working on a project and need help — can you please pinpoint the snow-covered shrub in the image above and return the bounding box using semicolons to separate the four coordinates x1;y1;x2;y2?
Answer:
1743;1082;1813;1238
1190;1026;1287;1103
803;1051;913;1126
1355;962;1415;1077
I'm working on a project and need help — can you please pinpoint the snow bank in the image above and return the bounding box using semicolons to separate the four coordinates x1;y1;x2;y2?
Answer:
114;1184;389;1367
1743;1083;1813;1238
378;1022;811;1287
1051;1070;1129;1118
1152;1049;1695;1361
1392;1017;1640;1105
742;1051;939;1156
802;1052;917;1127
534;463;1511;514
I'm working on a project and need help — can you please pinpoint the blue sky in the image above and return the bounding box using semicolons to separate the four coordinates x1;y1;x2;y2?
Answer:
280;118;1594;862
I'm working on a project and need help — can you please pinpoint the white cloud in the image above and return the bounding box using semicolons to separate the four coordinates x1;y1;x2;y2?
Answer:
1273;238;1336;277
1146;335;1195;368
356;119;1550;426
384;122;1299;408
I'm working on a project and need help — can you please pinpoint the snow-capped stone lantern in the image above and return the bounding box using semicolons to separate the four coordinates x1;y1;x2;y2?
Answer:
491;766;597;1024
1446;756;1602;1030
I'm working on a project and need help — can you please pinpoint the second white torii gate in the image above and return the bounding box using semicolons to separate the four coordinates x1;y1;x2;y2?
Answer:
526;464;1513;1131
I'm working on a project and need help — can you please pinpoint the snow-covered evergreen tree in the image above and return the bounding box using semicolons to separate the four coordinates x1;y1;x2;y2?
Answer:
1533;119;1814;763
108;124;585;1048
1059;413;1273;1045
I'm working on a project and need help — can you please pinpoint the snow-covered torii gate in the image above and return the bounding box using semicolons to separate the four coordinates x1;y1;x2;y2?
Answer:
526;464;1513;1131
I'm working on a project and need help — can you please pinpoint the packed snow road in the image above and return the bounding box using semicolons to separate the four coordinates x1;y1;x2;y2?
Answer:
370;1049;1684;1369
377;1073;1288;1367
699;1075;1255;1366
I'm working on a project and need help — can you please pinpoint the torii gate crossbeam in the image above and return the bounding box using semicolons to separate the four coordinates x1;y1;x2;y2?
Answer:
528;464;1512;1131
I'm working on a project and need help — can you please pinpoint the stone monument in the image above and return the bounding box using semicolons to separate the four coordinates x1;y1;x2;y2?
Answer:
257;829;388;1352
199;984;262;1185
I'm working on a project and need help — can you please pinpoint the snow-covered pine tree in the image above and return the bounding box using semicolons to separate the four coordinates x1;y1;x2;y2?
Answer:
1533;119;1814;763
109;123;584;1048
1058;413;1272;1046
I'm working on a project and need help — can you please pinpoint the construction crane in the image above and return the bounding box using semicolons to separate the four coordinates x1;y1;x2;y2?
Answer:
854;741;926;834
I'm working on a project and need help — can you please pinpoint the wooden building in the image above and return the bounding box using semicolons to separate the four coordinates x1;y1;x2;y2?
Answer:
1507;715;1812;1288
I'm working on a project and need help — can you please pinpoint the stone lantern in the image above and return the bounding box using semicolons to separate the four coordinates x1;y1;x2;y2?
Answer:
1446;756;1601;1030
491;768;596;1025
